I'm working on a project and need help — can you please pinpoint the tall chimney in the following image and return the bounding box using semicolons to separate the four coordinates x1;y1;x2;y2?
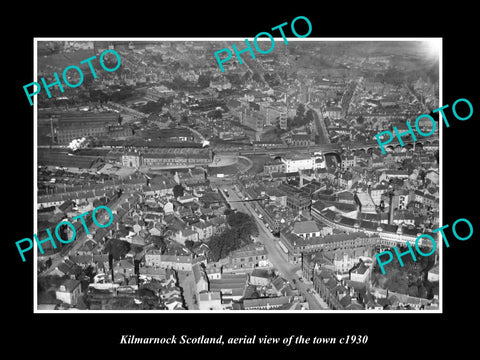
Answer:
388;191;394;225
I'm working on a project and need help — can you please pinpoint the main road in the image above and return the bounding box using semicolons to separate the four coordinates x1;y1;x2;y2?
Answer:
219;182;329;310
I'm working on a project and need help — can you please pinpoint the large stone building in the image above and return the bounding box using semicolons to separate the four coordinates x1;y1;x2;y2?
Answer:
121;148;212;168
53;112;122;144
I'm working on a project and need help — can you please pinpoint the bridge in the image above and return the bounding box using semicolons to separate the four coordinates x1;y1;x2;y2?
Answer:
345;137;439;153
234;136;438;157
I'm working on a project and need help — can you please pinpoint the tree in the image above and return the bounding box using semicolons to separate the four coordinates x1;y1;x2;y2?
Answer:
207;211;259;261
208;109;222;119
105;239;131;261
173;184;184;198
152;236;166;251
197;74;211;88
252;72;262;83
224;208;234;216
141;100;165;114
138;287;156;298
180;114;189;124
76;295;88;310
305;109;314;123
185;240;194;250
296;103;306;118
408;285;419;297
83;265;95;281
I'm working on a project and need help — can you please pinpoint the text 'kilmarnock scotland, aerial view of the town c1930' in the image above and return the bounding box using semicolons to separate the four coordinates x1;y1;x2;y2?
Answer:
34;39;441;312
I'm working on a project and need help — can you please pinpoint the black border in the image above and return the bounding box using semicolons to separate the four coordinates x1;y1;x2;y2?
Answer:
7;4;478;355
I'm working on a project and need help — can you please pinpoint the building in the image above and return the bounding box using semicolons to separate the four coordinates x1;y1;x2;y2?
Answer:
192;263;209;294
280;231;379;264
228;243;269;270
292;220;321;239
354;192;377;214
324;106;343;120
56;123;109;144
252;140;285;150
172;228;199;245
209;273;248;301
278;183;311;212
341;155;356;170
55;279;82;306
242;107;265;131
141;148;213;168
122;152;142;168
144;249;193;271
54;112;119;144
243;296;292;310
281;153;315;173
113;259;136;283
312;269;345;310
349;260;372;283
279;110;288;130
302;252;336;282
191;220;214;241
261;103;287;127
250;268;271;287
370;184;388;205
290;134;314;147
198;291;223;310
264;160;286;174
380;170;410;182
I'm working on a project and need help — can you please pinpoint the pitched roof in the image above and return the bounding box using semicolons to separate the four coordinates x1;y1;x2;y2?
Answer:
192;263;208;284
293;220;320;234
114;259;135;269
199;291;221;302
243;296;291;309
251;268;270;279
59;279;81;292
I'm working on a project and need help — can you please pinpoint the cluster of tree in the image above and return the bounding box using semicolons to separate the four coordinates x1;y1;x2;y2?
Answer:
150;54;163;64
164;76;197;91
207;109;223;119
197;73;212;88
151;235;167;253
373;245;437;299
37;274;67;294
374;67;432;87
38;43;62;56
173;184;184;198
207;210;259;262
108;87;137;102
287;104;315;129
138;97;173;114
225;72;250;86
264;72;281;87
356;115;365;124
104;238;131;261
252;72;263;84
261;125;287;141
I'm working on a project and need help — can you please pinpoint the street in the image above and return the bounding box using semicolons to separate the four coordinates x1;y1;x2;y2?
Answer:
221;183;329;310
178;270;198;310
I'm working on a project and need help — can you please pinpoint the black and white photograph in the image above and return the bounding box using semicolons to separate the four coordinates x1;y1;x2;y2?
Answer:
32;38;442;313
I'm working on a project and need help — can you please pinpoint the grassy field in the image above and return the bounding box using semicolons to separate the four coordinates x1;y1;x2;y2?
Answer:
38;50;96;72
247;155;271;175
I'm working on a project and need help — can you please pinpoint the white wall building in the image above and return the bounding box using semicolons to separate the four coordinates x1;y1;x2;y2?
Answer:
282;154;316;173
